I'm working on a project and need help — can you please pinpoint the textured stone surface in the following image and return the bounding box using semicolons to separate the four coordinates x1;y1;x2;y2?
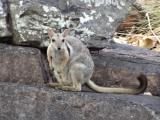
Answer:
0;44;49;86
0;82;159;120
91;41;160;96
0;0;11;37
9;0;135;48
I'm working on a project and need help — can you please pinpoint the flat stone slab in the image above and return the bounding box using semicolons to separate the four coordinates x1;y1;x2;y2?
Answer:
91;42;160;96
0;82;159;120
0;44;49;86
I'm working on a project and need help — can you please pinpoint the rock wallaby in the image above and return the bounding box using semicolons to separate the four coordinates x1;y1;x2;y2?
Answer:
47;29;148;94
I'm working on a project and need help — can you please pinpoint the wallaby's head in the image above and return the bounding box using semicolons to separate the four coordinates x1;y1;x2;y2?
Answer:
47;29;70;51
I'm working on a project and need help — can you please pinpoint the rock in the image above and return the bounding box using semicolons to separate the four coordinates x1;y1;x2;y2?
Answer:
91;41;160;96
116;7;141;33
9;0;135;48
0;0;12;37
0;43;49;86
0;82;159;120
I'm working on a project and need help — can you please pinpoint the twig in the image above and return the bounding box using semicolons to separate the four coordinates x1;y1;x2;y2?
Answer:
114;32;160;38
146;12;160;42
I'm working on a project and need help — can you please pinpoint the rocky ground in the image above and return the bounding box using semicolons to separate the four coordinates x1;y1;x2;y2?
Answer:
0;0;160;120
0;82;160;120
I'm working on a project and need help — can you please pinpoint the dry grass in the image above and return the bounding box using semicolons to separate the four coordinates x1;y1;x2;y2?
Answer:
116;0;160;36
114;0;160;51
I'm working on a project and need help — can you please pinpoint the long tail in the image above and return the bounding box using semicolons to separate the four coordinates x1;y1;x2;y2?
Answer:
87;74;148;94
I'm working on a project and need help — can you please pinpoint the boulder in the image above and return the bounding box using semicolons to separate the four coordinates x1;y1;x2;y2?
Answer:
91;41;160;96
9;0;135;48
0;82;159;120
0;43;49;86
0;0;12;38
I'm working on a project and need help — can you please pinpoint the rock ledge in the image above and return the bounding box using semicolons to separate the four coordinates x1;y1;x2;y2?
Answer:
0;82;159;120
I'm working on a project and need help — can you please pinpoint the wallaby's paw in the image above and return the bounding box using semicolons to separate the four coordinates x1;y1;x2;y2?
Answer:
50;67;54;71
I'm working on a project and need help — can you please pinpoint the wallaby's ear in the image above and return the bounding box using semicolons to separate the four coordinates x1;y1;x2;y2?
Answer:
47;29;54;39
62;29;70;37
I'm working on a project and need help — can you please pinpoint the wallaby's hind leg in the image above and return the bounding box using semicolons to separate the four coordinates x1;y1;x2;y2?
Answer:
50;63;84;91
68;63;88;91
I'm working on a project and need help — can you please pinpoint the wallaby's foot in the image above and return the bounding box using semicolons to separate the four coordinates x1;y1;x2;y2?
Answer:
48;82;74;88
55;85;81;92
48;83;61;88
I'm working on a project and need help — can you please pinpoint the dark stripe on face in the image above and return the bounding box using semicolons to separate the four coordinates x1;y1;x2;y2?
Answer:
65;43;70;56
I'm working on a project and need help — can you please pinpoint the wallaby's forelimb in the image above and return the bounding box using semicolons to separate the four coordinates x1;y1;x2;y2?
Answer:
47;44;54;71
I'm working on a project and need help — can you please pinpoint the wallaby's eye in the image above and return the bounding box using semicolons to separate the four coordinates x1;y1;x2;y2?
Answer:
62;39;65;42
52;39;55;42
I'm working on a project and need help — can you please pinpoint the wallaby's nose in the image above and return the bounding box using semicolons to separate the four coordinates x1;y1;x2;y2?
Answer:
58;47;61;50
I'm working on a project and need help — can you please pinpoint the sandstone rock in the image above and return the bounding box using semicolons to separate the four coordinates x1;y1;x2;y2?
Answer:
9;0;135;48
0;0;11;37
0;82;159;120
91;41;160;96
0;43;49;86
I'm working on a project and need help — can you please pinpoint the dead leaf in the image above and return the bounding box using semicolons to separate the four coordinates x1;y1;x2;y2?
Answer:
126;34;157;49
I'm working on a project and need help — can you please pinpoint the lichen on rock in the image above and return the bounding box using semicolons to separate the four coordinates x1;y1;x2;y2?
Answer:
9;0;135;48
0;0;11;37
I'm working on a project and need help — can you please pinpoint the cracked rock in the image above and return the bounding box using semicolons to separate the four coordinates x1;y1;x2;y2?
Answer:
9;0;135;48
